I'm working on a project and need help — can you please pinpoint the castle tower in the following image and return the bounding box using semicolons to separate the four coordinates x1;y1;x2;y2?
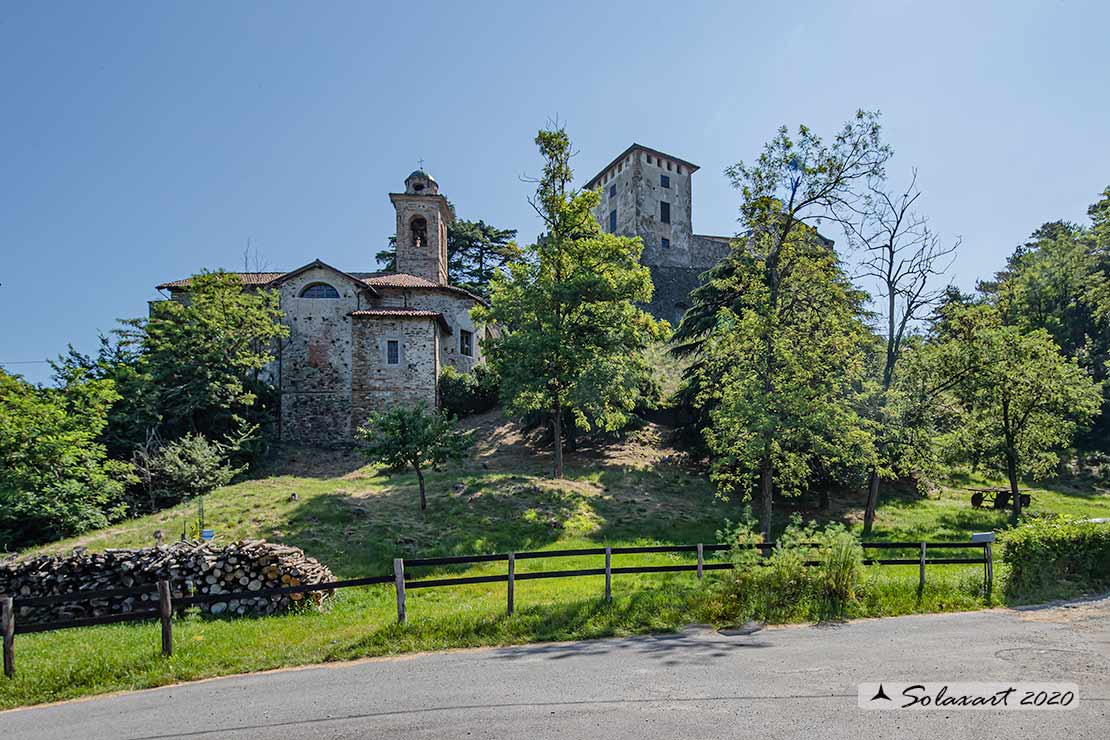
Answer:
389;170;452;285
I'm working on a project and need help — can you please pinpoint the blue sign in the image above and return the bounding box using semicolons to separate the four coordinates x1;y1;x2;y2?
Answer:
200;529;215;541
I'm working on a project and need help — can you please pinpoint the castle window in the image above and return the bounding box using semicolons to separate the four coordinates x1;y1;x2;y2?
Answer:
667;161;673;171
661;237;670;249
386;340;400;365
609;209;617;232
677;166;683;175
660;174;670;189
646;155;653;164
660;201;671;224
410;216;428;248
300;283;340;299
609;184;616;198
460;329;473;357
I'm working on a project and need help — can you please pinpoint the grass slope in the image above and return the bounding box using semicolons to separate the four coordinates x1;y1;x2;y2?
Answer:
3;413;1108;708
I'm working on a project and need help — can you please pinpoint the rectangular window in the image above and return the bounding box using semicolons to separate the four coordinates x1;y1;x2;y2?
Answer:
660;174;670;189
460;330;473;357
386;340;399;365
609;184;616;198
609;209;617;232
660;201;670;224
661;237;670;249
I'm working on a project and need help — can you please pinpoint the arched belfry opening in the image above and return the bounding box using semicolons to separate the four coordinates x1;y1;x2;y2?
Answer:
410;216;427;248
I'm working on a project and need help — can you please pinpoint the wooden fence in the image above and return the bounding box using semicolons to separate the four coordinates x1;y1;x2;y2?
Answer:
0;539;991;677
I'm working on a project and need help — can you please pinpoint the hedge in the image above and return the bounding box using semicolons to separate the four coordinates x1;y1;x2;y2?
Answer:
1001;516;1110;598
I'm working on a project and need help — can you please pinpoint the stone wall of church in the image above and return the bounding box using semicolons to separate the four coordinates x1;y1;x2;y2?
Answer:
351;316;439;432
366;287;485;372
277;266;367;445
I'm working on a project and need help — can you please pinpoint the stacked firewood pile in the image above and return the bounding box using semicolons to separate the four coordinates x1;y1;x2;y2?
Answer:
0;540;334;624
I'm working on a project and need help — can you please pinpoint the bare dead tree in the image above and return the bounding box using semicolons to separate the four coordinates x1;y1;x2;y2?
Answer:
242;237;271;274
846;170;959;533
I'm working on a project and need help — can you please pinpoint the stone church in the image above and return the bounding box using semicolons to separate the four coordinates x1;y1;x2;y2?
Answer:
157;170;490;445
157;145;727;445
586;144;731;325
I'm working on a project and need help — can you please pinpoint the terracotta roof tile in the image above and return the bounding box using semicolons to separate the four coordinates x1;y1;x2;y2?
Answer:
157;270;485;304
156;272;285;290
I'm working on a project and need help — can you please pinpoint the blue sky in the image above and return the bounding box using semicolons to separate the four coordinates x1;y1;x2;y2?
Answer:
2;0;1107;384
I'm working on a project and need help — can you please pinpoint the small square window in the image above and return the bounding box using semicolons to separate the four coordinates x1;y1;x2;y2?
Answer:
646;155;653;164
660;201;670;224
460;330;473;357
661;237;670;249
386;340;399;365
609;209;617;232
660;174;670;189
609;184;616;198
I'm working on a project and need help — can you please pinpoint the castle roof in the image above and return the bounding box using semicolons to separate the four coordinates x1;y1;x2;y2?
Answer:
584;143;700;189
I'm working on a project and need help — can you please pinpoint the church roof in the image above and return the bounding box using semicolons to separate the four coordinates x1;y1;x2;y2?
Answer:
157;268;487;305
350;307;453;333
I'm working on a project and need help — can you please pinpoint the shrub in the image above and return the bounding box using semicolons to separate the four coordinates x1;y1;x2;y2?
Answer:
1001;515;1110;599
440;364;500;418
712;515;864;623
133;433;245;511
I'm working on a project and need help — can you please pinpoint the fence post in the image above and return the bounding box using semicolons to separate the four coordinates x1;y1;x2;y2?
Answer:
604;547;612;603
507;552;515;616
2;596;13;678
157;580;173;657
394;558;407;624
696;544;704;580
985;543;994;599
918;543;927;591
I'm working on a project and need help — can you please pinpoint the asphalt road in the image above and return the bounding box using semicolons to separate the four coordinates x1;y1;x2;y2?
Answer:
3;598;1108;739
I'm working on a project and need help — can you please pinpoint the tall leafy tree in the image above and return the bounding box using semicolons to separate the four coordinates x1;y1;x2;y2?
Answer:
448;219;521;297
119;271;288;442
979;190;1110;448
0;369;134;547
695;229;875;538
476;126;667;478
928;304;1101;519
675;111;890;537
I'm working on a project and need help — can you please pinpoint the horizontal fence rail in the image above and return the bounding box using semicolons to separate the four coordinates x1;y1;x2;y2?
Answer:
0;538;993;678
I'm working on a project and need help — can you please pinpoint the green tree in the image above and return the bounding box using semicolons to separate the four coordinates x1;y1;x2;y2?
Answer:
120;271;287;443
695;230;875;538
0;369;135;547
675;111;889;537
475;126;668;478
928;304;1101;519
51;333;160;461
448;219;521;297
356;405;472;511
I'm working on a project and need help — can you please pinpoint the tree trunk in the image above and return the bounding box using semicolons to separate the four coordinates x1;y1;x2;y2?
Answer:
551;403;565;479
759;456;773;542
863;468;880;535
416;466;427;511
1006;449;1021;522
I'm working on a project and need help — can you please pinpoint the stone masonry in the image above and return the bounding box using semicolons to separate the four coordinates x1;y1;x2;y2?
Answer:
156;170;488;446
586;144;731;325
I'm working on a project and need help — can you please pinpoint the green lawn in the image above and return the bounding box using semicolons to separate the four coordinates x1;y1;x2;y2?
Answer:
4;419;1108;709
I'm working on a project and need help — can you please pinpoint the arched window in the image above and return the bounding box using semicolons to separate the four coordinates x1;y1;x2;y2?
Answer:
299;283;340;299
410;216;427;248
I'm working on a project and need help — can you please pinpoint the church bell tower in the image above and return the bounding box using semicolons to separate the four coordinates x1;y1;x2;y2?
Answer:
389;170;452;285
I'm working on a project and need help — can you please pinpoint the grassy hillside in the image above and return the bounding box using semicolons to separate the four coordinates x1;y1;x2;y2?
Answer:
3;412;1108;708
